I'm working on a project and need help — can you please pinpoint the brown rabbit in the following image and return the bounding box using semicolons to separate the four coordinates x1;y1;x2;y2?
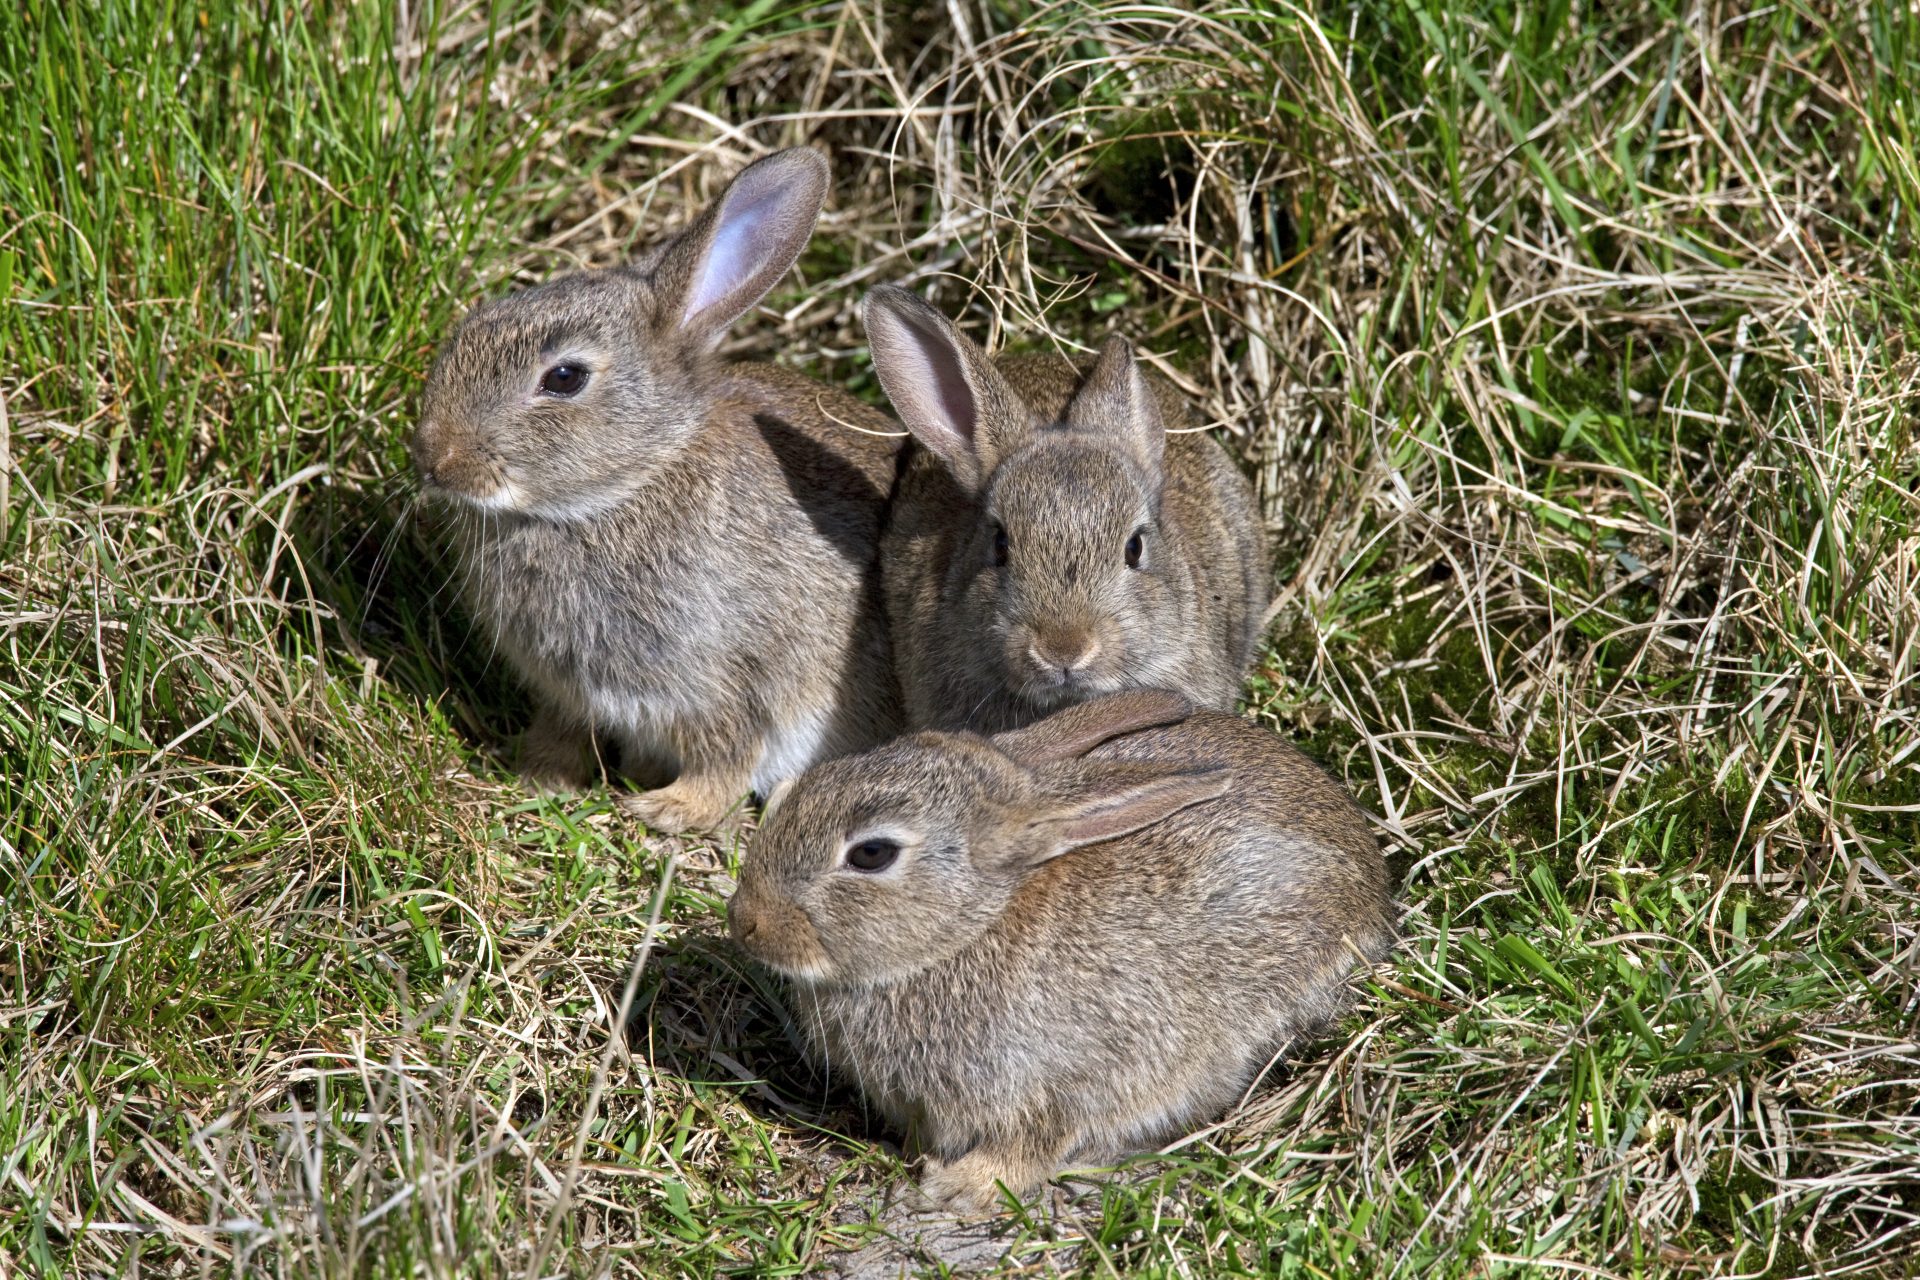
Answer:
411;149;901;833
862;287;1269;733
728;689;1396;1211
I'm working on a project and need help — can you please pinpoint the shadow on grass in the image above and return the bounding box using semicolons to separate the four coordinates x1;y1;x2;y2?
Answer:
630;930;895;1154
289;475;531;766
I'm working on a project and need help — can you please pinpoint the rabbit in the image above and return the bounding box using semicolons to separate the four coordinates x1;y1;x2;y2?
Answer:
861;286;1270;734
727;688;1396;1212
411;147;903;834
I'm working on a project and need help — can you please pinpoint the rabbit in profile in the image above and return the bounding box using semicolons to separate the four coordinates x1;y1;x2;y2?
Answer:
412;148;901;833
728;689;1396;1211
862;287;1270;733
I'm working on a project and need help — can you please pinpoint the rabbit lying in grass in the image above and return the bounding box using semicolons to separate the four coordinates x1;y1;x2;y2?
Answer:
728;689;1395;1211
863;287;1270;733
411;148;901;833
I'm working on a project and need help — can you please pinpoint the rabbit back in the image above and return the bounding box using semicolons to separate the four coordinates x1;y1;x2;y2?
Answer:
800;710;1391;1164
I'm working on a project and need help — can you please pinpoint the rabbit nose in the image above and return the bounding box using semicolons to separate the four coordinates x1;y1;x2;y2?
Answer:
411;419;449;483
1030;632;1102;676
729;888;794;947
728;896;763;945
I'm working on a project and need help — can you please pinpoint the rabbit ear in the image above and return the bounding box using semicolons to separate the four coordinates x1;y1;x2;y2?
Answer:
1012;764;1229;866
760;775;799;818
1064;334;1166;485
991;689;1197;766
653;147;830;347
863;286;1028;490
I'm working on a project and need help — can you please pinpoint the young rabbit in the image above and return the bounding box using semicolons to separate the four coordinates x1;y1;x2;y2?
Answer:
862;287;1270;733
411;148;901;833
728;689;1396;1211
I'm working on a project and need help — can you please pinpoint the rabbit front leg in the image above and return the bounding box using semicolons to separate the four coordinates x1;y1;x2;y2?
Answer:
518;704;601;792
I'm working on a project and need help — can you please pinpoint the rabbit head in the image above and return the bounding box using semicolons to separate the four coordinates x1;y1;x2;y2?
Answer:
412;147;830;521
863;287;1189;709
728;689;1226;988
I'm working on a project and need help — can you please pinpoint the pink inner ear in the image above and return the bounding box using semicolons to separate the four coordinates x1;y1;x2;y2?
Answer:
674;150;828;333
684;191;781;324
866;292;982;463
899;311;977;446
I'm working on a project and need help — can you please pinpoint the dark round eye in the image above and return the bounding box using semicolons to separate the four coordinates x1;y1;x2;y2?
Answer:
540;363;587;396
991;523;1010;568
845;839;900;873
1125;530;1145;569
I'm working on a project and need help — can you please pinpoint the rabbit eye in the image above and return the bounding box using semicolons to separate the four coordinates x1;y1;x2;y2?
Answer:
540;363;588;396
1125;529;1145;569
845;839;900;873
991;523;1010;568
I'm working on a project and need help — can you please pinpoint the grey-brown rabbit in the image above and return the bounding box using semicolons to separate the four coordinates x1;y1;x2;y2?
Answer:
728;689;1396;1211
412;149;901;833
862;287;1269;733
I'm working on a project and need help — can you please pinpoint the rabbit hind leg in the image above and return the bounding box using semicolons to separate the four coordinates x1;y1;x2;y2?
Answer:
613;717;758;834
917;1132;1070;1215
615;772;750;834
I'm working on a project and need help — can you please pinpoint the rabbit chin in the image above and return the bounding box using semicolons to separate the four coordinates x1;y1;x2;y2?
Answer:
747;947;836;985
436;476;636;524
1011;666;1125;711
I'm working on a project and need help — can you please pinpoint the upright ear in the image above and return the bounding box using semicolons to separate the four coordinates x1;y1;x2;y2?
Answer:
862;286;1032;491
652;147;831;347
1064;334;1166;485
1013;764;1230;866
992;689;1196;766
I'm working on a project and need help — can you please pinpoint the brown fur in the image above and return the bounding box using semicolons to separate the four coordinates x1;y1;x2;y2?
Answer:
864;287;1270;733
728;690;1396;1211
412;149;902;832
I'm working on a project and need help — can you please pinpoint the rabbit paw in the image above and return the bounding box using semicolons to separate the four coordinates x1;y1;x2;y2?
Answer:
916;1149;1049;1215
615;775;746;835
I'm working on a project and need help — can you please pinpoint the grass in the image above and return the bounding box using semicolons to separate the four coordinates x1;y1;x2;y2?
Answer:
3;0;1918;1275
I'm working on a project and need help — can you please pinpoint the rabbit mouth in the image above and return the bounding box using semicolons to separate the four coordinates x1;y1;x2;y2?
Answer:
427;477;524;513
740;941;834;985
1008;629;1120;705
1016;665;1123;708
754;952;833;983
417;452;523;512
729;895;835;983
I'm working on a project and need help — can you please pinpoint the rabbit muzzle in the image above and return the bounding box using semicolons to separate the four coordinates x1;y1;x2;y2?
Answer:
411;417;513;508
1009;623;1119;701
727;886;832;982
